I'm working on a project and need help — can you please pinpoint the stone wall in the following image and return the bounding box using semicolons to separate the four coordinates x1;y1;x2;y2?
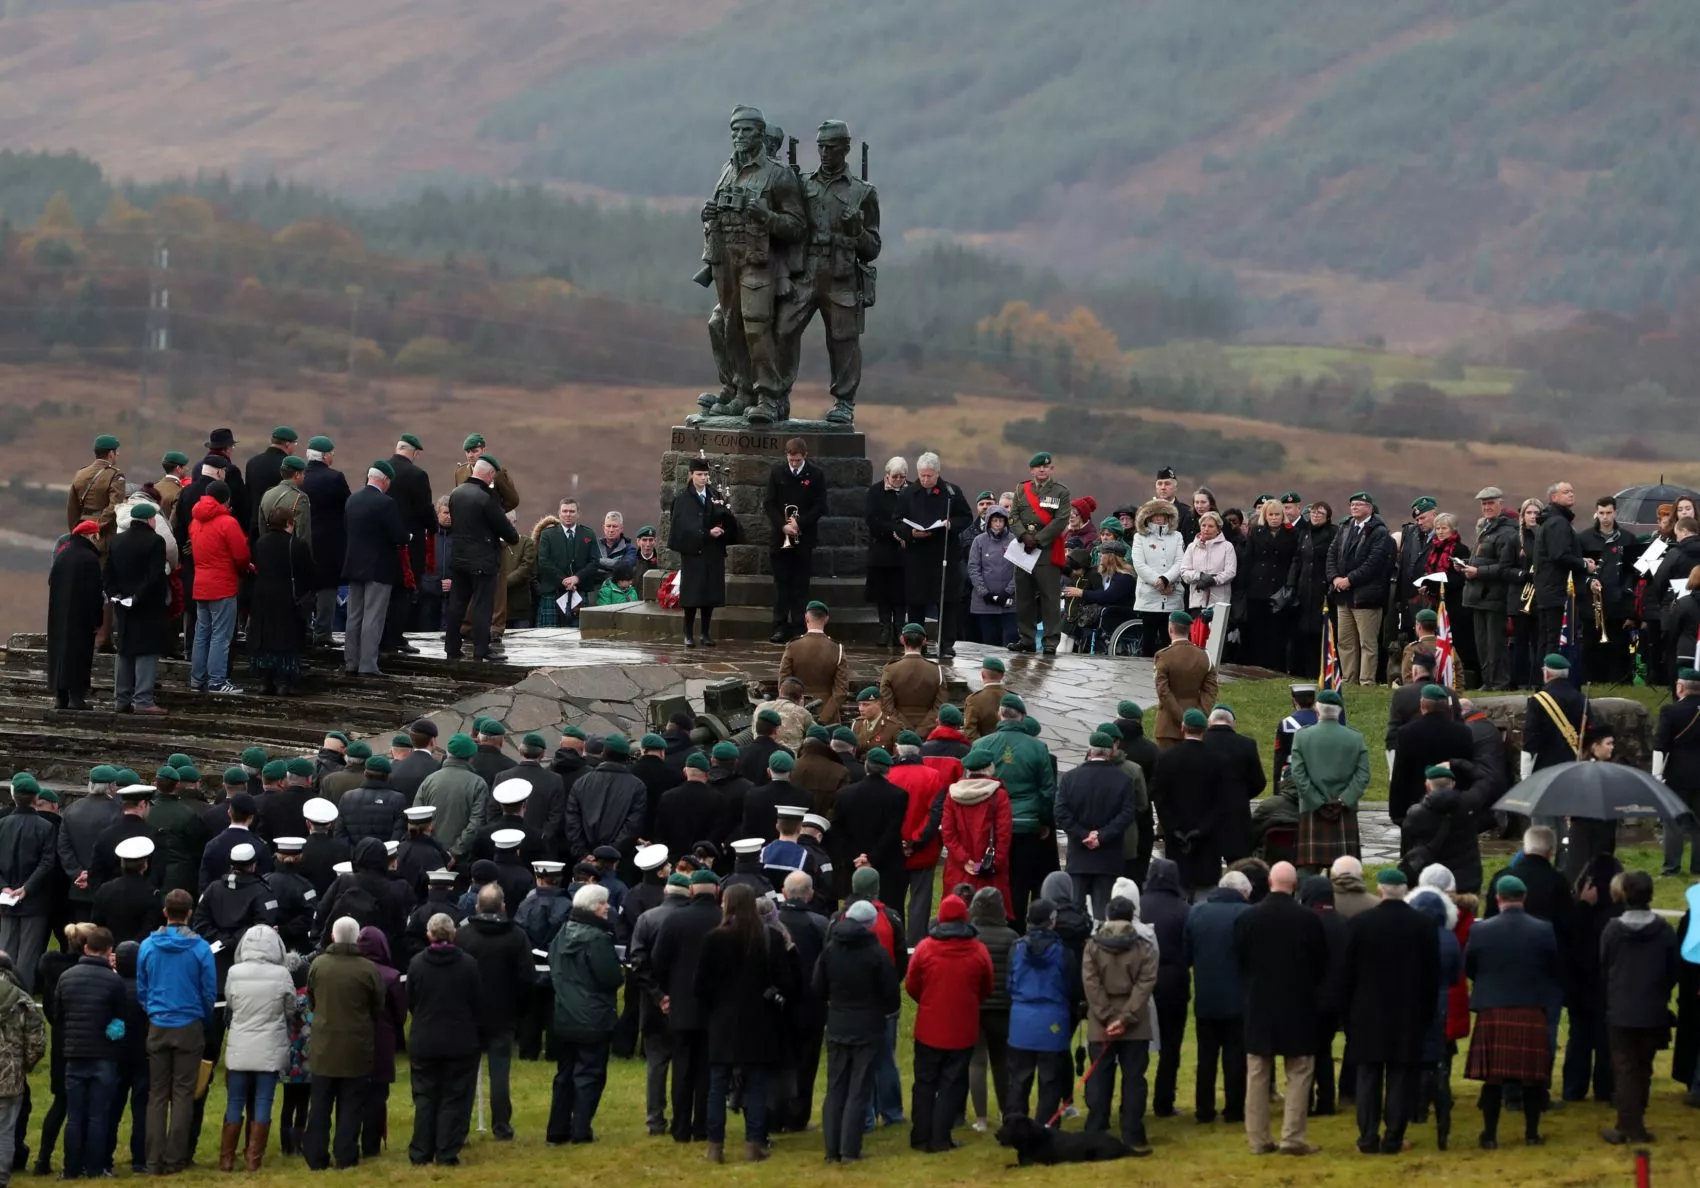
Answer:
426;662;700;743
1472;694;1653;769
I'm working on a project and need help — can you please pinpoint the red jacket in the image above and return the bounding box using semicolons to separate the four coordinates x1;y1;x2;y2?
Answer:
188;495;251;600
1446;906;1474;1042
906;923;993;1049
889;758;951;872
939;778;1014;917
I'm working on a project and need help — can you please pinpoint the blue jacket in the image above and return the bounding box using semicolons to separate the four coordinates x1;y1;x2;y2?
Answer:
1408;889;1463;1062
136;926;217;1029
1465;906;1558;1012
1183;888;1253;1020
1008;928;1076;1051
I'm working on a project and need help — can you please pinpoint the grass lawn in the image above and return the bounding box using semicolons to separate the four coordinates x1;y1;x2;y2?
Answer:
1211;344;1524;397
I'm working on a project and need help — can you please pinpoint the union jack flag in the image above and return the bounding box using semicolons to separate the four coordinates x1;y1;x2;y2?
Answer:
1320;603;1343;692
1434;595;1457;688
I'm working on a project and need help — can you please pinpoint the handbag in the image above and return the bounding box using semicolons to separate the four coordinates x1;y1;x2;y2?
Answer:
979;836;998;878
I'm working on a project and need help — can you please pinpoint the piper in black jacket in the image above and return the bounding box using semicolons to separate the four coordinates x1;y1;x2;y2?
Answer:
765;443;829;643
1388;690;1475;825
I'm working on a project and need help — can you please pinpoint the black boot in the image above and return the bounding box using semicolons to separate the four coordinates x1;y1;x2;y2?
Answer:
1523;1085;1545;1145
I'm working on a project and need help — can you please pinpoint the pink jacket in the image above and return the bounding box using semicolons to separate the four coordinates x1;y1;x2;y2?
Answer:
1181;534;1237;610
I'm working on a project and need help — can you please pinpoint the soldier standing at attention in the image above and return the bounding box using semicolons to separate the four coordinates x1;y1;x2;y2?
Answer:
880;623;947;744
962;656;1007;741
779;601;851;722
454;434;520;657
1008;452;1070;655
777;119;881;425
156;451;190;526
70;432;127;650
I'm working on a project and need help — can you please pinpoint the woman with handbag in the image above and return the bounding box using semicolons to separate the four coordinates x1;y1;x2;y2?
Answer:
939;749;1013;917
248;503;315;695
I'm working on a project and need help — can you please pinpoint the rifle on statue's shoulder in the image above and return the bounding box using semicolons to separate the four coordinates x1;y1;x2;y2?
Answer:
855;141;876;308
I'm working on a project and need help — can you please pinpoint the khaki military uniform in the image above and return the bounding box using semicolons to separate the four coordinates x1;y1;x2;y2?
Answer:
1007;476;1072;651
879;652;946;746
68;459;126;548
754;697;814;752
453;460;520;638
1153;639;1218;747
779;631;851;724
155;475;183;527
259;482;312;544
1399;637;1440;686
777;167;880;406
962;681;1004;741
851;714;887;755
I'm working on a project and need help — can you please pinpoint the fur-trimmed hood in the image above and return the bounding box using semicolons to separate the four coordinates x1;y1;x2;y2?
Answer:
1136;499;1180;534
532;515;560;545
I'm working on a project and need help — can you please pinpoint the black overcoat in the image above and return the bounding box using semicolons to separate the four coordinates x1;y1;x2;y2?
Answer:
47;534;103;692
896;479;972;607
1235;890;1329;1057
104;525;170;658
249;529;314;656
668;483;741;608
1339;898;1440;1065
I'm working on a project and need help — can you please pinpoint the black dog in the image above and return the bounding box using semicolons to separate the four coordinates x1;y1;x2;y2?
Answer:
995;1115;1132;1166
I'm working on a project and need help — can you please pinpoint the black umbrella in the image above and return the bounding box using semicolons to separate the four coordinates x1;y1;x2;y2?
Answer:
1493;761;1694;823
1613;483;1700;531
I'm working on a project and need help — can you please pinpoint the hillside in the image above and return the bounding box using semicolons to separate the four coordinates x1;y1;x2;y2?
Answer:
1;0;1696;331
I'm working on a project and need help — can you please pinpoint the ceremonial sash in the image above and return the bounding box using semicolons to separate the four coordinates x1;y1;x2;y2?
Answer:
1533;691;1581;755
1022;482;1067;567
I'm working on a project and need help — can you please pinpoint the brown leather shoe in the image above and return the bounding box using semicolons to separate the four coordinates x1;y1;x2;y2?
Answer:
744;1141;770;1163
704;1142;723;1163
133;704;168;716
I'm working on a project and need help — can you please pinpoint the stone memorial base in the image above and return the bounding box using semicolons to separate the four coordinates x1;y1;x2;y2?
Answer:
580;422;881;644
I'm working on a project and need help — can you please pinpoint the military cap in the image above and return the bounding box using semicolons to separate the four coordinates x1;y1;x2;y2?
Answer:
229;842;258;864
816;119;851;141
938;704;964;727
601;734;631;758
89;765;120;785
1155;466;1176;480
280;456;307;474
1182;708;1209;729
636;525;656;538
1411;495;1438;514
364;755;392;775
864;747;893;770
802;725;828;744
416;867;452;885
1281;491;1302;503
93;434;121;451
521;732;548;750
326;731;350;746
999;693;1026;713
115;836;155;861
591;845;622;865
1376;868;1408;887
1095;722;1123;740
857;686;880;701
1495;874;1527;896
273;836;306;854
730;838;764;855
774;805;806;821
399;433;423;450
1348;490;1373;504
1424;765;1454;781
805;600;829;615
229;793;257;816
690;868;721;887
285;757;316;778
756;709;783;727
667;872;692;889
167;753;194;770
1020;718;1041;737
303;798;338;825
36;787;60;805
688;457;711;473
117;783;155;801
728;104;766;126
493;779;531;805
491;828;525;851
265;426;297;443
768;751;796;774
981;657;1006;675
1027;452;1052;467
129;504;157;522
711;741;739;762
222;766;249;787
239;746;267;768
174;765;201;783
963;747;997;771
1420;683;1449;701
895;730;923;747
369;459;396;480
403;806;436;821
462;433;485;450
532;860;566;877
831;727;857;745
345;742;373;762
976;490;994;503
445;733;478;759
1253;494;1274;507
330;861;354;876
257;759;286;782
640;733;667;751
478;719;507;736
308;436;335;452
560;725;586;741
8;773;40;798
154;766;179;784
1168;610;1193;627
900;622;926;639
1475;486;1504;501
1117;700;1144;720
389;734;412;750
410;718;440;738
685;752;711;771
1679;668;1700;682
1414;608;1439;626
1541;653;1571;671
1089;731;1114;749
161;450;190;468
1317;690;1344;707
114;768;140;787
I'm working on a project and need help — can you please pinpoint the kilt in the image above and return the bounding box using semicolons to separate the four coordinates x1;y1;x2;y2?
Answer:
1296;805;1360;867
535;598;560;627
1465;1006;1550;1084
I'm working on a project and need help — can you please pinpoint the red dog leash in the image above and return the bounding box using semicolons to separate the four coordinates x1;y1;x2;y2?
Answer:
1045;1045;1110;1127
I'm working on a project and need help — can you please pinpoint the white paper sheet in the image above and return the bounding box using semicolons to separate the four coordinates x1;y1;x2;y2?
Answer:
0;892;19;907
1414;571;1449;587
1004;536;1038;574
556;590;584;614
902;518;949;532
1636;538;1669;574
1673;578;1690;600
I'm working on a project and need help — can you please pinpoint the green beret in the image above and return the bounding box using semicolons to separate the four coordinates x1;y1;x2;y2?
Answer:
261;760;288;781
241;746;267;768
1281;491;1301;503
831;727;857;745
900;622;926;639
1027;452;1052;467
345;742;372;761
280;456;307;474
667;872;691;888
602;735;631;759
981;657;1006;675
963;747;997;771
479;720;507;736
685;752;711;772
690;869;720;887
166;753;193;770
1181;708;1209;729
175;765;201;783
399;433;423;450
858;686;880;701
285;757;316;778
756;709;782;727
270;426;299;442
128;504;157;522
154;766;179;784
938;705;963;727
93;434;120;451
1095;722;1123;740
1117;700;1144;720
636;525;656;538
446;734;478;759
115;768;140;786
806;725;831;742
390;734;413;749
1411;495;1438;514
479;454;500;472
1089;731;1114;749
307;435;335;452
1317;690;1344;707
895;730;923;747
1376;868;1408;886
36;787;59;805
1348;491;1373;504
364;755;392;775
1542;653;1570;670
326;731;350;745
560;726;587;740
9;773;40;797
1679;668;1700;682
463;433;485;450
369;459;396;480
1496;874;1527;896
1414;608;1439;626
999;693;1026;713
522;732;547;750
1424;765;1454;781
89;765;119;784
864;747;893;770
1421;684;1449;700
1255;494;1274;506
976;490;994;502
711;741;739;762
640;733;667;751
161;450;189;467
768;751;795;774
222;766;248;786
1168;610;1193;627
805;600;829;615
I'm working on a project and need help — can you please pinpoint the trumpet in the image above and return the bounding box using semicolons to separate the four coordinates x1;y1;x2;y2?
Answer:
781;504;800;549
1593;578;1609;643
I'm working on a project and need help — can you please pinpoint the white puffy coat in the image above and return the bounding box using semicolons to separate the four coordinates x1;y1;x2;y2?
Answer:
1130;500;1185;612
222;925;298;1072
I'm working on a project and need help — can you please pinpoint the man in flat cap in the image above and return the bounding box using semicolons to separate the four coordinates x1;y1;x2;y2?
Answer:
1008;452;1071;654
698;104;807;424
1462;486;1517;691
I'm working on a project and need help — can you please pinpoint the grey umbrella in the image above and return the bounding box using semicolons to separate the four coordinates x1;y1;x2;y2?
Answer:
1493;761;1694;823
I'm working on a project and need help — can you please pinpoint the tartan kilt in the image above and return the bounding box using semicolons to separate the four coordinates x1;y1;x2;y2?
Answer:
1465;1006;1550;1084
1296;806;1360;867
535;599;559;627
